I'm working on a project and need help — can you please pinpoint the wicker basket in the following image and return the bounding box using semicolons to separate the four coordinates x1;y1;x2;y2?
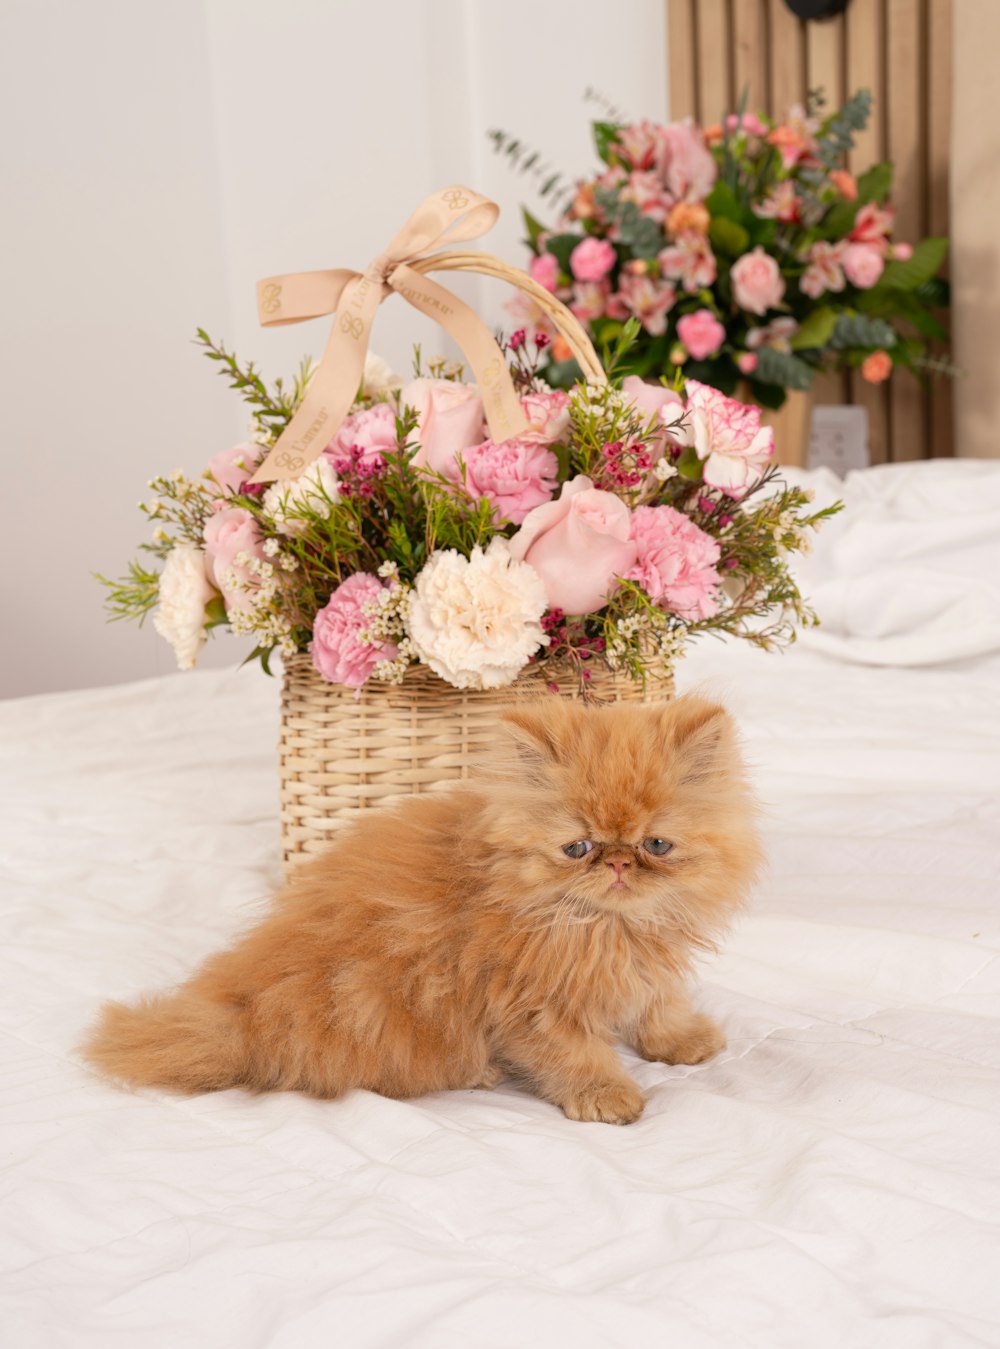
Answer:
274;247;668;867
279;656;674;868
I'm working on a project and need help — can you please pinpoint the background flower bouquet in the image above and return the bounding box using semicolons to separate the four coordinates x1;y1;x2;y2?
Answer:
493;91;949;409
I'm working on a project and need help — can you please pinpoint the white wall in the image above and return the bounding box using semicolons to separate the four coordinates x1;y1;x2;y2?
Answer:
1;0;667;698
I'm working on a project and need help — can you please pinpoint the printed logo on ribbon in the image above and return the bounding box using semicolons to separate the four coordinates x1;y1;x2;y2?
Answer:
260;282;283;315
339;313;364;340
442;189;470;211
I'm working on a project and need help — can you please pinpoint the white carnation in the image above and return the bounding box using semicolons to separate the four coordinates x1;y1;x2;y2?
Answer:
406;539;548;690
152;543;216;670
362;351;402;396
262;458;340;536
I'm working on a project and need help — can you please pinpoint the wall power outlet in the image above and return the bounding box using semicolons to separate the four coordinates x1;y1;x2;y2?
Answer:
808;405;870;475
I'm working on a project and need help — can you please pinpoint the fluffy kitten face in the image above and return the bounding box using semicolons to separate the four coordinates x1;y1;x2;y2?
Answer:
480;695;761;936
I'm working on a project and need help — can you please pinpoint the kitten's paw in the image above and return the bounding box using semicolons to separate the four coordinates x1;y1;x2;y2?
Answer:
561;1080;645;1125
641;1014;726;1066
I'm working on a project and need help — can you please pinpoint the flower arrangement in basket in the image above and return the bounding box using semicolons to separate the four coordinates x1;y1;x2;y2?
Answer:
101;188;838;863
491;90;950;407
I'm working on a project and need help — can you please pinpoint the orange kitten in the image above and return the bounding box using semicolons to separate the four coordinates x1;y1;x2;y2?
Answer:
82;695;762;1124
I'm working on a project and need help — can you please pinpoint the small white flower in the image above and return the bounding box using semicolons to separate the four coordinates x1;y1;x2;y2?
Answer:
152;543;217;670
406;539;548;690
653;457;678;482
262;458;340;536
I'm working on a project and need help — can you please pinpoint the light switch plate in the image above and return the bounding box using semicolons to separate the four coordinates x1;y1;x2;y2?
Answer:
808;405;870;475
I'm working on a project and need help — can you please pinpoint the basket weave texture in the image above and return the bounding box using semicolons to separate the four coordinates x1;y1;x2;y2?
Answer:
279;656;674;868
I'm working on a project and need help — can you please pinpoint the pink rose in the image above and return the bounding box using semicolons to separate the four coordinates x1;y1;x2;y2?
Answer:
685;380;775;498
519;390;571;444
400;378;486;476
325;402;398;471
621;375;686;450
625;505;722;621
206;443;260;496
676;309;727;360
656;120;718;202
310;573;399;688
460;439;559;525
842;242;885;289
508;476;638;615
203;507;267;613
730;247;785;316
530;253;559;292
569;237;618;283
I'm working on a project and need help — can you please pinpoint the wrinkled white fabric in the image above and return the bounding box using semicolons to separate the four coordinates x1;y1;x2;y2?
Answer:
2;642;999;1348
782;459;1000;665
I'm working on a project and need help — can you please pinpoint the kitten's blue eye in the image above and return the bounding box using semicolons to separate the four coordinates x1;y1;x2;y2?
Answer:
643;838;674;857
562;840;594;859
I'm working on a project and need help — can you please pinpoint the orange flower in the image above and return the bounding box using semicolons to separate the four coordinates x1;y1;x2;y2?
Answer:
829;169;858;200
550;335;574;363
704;122;724;145
666;201;711;237
861;350;893;383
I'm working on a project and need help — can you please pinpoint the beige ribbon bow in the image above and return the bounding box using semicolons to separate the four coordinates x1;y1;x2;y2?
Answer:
249;186;530;484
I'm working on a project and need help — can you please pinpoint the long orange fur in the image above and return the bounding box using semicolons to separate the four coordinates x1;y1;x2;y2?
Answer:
82;695;762;1124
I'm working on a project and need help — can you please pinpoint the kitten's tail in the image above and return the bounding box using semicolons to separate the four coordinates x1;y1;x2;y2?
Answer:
81;990;251;1094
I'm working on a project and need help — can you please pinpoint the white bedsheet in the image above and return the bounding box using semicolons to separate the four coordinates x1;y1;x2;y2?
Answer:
3;647;1000;1347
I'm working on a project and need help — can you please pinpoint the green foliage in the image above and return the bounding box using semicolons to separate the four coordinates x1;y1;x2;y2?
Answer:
753;347;816;390
856;162;892;205
96;560;160;625
708;217;750;258
790;306;839;350
878;238;949;292
830;313;898;350
592;120;623;165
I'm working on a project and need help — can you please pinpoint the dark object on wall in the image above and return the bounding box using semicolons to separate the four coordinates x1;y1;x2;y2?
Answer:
784;0;849;17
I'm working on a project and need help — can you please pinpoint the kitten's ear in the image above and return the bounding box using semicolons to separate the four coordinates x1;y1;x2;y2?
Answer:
500;701;569;769
660;695;735;783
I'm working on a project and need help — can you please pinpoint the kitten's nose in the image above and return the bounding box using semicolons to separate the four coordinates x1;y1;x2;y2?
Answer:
605;856;631;880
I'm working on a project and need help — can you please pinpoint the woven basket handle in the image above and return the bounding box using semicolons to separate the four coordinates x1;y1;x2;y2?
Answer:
409;250;607;385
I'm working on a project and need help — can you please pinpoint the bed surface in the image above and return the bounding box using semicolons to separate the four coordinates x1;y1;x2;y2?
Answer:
4;466;1000;1348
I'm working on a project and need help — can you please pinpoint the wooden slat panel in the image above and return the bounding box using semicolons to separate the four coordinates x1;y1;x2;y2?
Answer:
667;0;698;120
696;0;732;123
886;0;927;460
844;0;890;462
926;0;953;456
807;12;846;112
732;0;768;117
768;0;806;117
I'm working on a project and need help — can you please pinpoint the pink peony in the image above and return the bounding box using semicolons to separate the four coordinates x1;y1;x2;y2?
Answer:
684;380;775;498
206;443;260;496
530;253;559;292
519;390;571;444
508;475;638;615
656;120;718;202
658;231;717;293
400;377;486;476
569;237;618;282
842;242;885;289
460;438;559;525
203;507;267;613
730;247;785;315
676;309;727;360
325;402;398;472
617;270;677;335
310;572;398;688
625;505;722;620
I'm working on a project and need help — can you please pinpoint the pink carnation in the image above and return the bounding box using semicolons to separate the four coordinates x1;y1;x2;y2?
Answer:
461;438;559;525
203;507;267;614
311;573;399;688
325;402;398;472
684;380;774;498
625;505;722;620
519;390;571;444
530;253;559;292
676;309;726;360
570;237;617;282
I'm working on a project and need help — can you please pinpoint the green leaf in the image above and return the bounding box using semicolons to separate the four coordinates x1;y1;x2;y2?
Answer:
856;287;948;342
592;120;623;165
830;313;898;350
708;216;751;258
752;346;816;390
822;198;859;239
204;596;229;629
522;207;547;251
878;237;949;292
789;306;839;350
616;204;664;258
746;379;786;410
856;162;893;205
543;232;582;273
705;181;745;224
676;446;704;481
